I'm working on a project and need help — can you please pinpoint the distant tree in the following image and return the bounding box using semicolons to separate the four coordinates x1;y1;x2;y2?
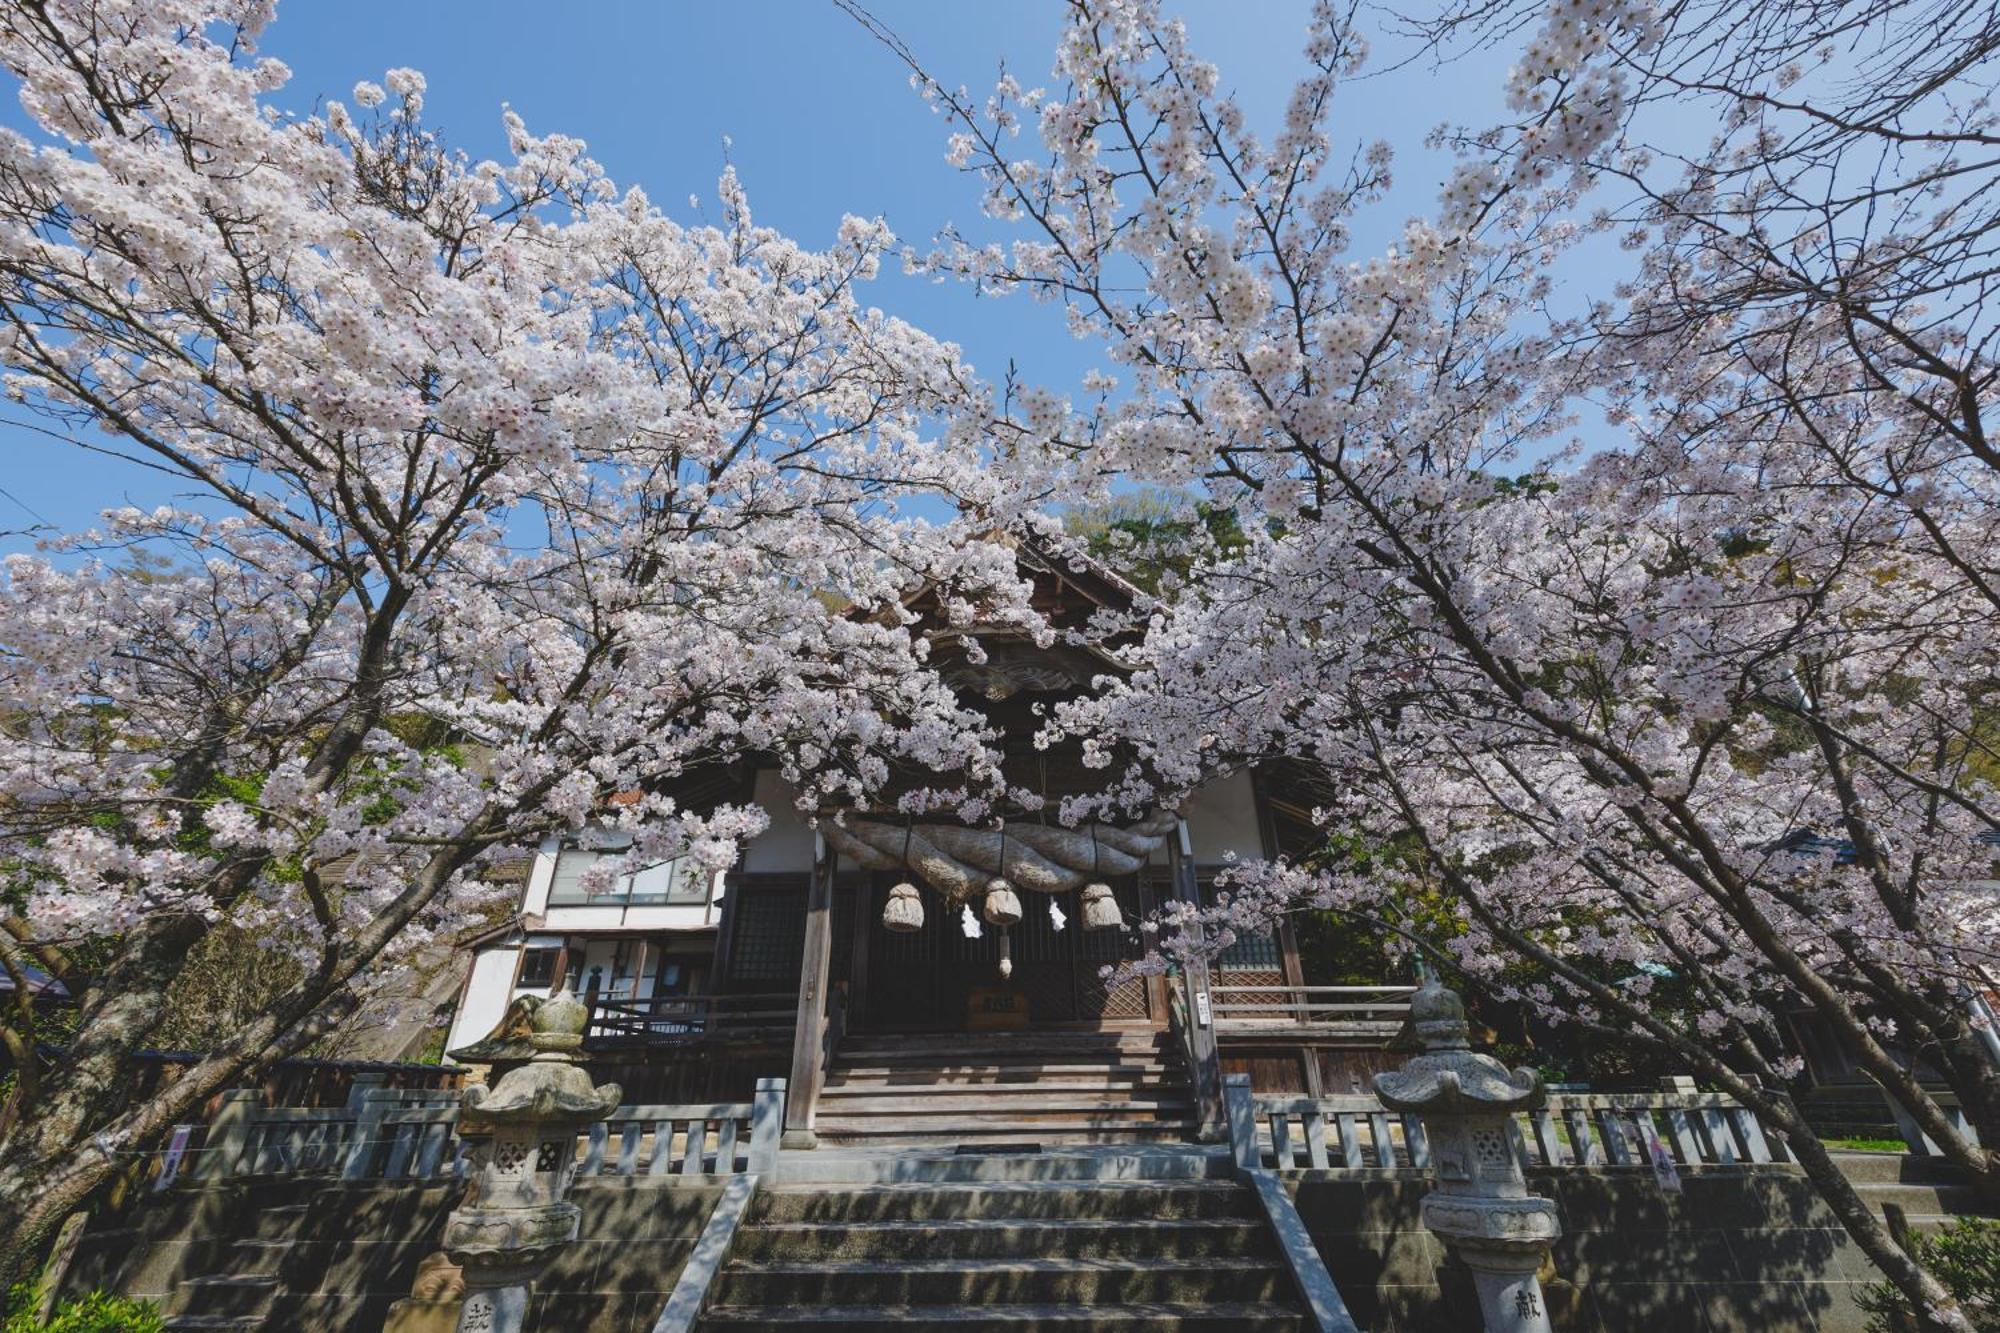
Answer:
1060;487;1243;592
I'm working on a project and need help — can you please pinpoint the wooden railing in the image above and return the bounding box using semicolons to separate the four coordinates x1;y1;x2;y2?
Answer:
585;992;796;1044
1240;1076;1787;1172
161;1076;786;1185
1210;984;1417;1036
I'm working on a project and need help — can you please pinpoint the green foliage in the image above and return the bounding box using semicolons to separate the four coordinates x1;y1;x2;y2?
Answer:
1061;488;1245;592
1859;1219;2000;1332
3;1286;163;1333
1826;1137;1912;1154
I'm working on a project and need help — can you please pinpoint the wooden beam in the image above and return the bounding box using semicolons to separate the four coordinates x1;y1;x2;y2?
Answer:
1170;822;1226;1139
783;837;836;1148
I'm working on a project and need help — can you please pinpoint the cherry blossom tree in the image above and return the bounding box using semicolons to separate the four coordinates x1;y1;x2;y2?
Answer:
877;0;2000;1323
0;0;1043;1287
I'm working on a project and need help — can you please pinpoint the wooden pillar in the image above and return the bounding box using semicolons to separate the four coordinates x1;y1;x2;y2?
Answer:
847;874;873;1031
784;835;836;1148
1252;763;1317;1096
1170;820;1226;1139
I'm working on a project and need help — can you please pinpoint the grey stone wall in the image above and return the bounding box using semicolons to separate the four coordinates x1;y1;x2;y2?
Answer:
1289;1165;1879;1333
527;1179;725;1331
67;1162;1905;1332
67;1177;457;1330
65;1175;723;1333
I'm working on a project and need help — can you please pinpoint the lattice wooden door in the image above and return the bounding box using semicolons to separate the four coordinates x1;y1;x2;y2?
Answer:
857;875;1153;1029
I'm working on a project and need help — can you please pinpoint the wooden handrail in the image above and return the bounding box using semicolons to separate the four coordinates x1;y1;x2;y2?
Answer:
584;992;797;1042
1211;984;1415;1032
1210;985;1421;994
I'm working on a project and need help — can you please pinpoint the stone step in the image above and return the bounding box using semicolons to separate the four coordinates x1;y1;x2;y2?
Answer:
225;1239;296;1278
1855;1181;1986;1216
163;1319;265;1331
772;1147;1232;1185
840;1031;1168;1049
827;1066;1173;1087
817;1100;1192;1123
820;1086;1190;1105
826;1069;1173;1087
713;1256;1295;1306
172;1275;281;1320
698;1302;1305;1331
813;1123;1198;1148
735;1217;1277;1262
247;1204;313;1242
835;1044;1171;1065
1829;1151;1969;1186
755;1181;1259;1223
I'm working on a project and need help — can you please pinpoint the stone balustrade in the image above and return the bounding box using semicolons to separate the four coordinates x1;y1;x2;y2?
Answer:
1240;1077;1786;1174
158;1076;783;1187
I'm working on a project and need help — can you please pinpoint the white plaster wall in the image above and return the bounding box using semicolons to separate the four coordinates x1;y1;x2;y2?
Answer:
539;898;720;934
445;945;523;1058
738;769;816;873
1147;769;1267;866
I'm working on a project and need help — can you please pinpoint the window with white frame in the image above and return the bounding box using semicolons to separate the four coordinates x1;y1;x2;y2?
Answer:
546;849;710;907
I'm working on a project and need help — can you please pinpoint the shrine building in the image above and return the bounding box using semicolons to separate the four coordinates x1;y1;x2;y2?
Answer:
441;541;1414;1148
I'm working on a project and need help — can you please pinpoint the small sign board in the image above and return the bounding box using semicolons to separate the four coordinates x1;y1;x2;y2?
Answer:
1194;991;1212;1027
967;986;1030;1031
1640;1119;1683;1194
155;1125;193;1191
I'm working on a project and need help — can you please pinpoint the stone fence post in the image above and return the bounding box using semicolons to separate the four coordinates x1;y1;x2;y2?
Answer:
195;1088;263;1181
748;1077;785;1175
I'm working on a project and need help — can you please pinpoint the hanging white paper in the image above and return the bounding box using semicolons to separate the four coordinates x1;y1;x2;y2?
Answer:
1049;899;1067;932
960;903;983;938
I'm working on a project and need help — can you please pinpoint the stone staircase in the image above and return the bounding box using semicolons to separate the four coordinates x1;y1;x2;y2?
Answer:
1832;1150;1988;1229
1800;1084;1903;1141
815;1030;1196;1147
697;1176;1306;1330
159;1202;305;1330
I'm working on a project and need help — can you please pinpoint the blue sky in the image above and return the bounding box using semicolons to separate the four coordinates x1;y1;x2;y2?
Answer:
0;1;1528;545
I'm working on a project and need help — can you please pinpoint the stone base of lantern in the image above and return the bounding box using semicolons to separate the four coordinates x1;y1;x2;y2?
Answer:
1423;1195;1561;1333
444;1200;581;1271
453;1283;530;1333
444;1202;582;1332
1418;1193;1560;1252
1458;1263;1555;1333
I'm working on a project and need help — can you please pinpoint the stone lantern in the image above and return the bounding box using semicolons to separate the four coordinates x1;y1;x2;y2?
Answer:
1373;979;1560;1333
443;984;621;1333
